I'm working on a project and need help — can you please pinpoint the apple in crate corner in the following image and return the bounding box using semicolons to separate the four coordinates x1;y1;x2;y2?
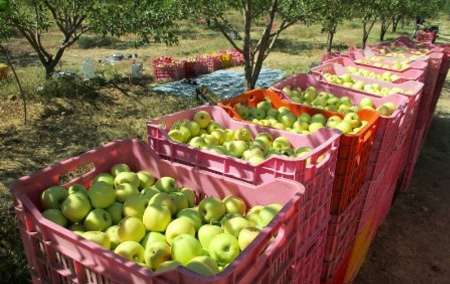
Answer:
144;241;172;270
187;255;220;276
194;110;212;129
114;241;145;263
111;163;130;177
238;227;261;251
41;186;68;210
208;233;241;266
82;231;111;250
223;195;247;215
42;208;68;227
171;234;205;265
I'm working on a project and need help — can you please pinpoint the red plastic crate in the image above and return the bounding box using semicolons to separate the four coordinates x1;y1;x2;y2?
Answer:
321;248;352;284
291;229;326;284
312;56;426;83
324;187;366;263
10;139;307;284
148;105;337;245
272;73;408;182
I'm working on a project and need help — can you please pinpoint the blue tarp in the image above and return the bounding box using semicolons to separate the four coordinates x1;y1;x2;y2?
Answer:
152;68;284;99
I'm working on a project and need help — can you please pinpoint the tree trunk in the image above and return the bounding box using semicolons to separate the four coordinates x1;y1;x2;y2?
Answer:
362;20;375;49
392;16;400;32
243;1;253;90
380;19;390;41
326;23;337;52
1;45;27;125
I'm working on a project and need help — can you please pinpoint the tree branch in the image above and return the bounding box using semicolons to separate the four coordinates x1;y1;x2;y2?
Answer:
212;18;243;53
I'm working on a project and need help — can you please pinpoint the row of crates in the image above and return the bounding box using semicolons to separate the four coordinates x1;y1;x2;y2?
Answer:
10;36;449;284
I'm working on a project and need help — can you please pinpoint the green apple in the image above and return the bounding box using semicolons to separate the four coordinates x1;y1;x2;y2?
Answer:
118;216;145;242
169;128;189;143
259;204;282;226
186;255;220;276
171;234;205;265
242;147;265;162
142;204;172;232
326;115;342;128
223;216;253;237
311;113;327;125
224;140;248;158
223;129;235;142
123;195;149;218
202;134;219;146
137;170;155;189
61;192;91;222
339;96;352;106
207;122;223;133
359;98;374;109
278;112;296;128
383;102;396;112
180;187;196;207
140;187;160;201
298;113;311;123
149;192;176;215
115;183;139;202
257;100;272;112
111;163;130;177
198;224;224;249
253;108;266;119
42;209;68;227
292;120;309;133
144;241;171;270
154;177;177;193
106;225;121;249
220;212;243;225
68;184;87;197
114;241;145;263
255;132;273;147
165;218;196;245
336;120;352;134
156;260;180;272
208;233;240;266
141;232;167;248
338;104;351;113
199;197;226;223
376;105;392;116
233;128;252;142
189;136;207;149
266;108;278;118
272;136;292;152
188;121;201;137
88;181;116;209
114;172;140;189
169;192;189;214
210;129;226;144
93;173;115;186
69;223;85;232
82;231;111;250
238;227;261;251
84;208;112;231
223;196;247;215
41;186;68;209
344;112;362;128
308;122;324;133
177;208;203;231
295;146;313;158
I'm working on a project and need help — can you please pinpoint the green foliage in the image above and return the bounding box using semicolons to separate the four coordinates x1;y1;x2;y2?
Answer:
78;35;115;49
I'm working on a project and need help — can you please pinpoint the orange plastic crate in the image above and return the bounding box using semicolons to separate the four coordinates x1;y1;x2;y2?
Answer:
220;89;379;214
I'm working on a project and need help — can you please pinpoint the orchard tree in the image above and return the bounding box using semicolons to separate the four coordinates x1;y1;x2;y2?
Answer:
378;0;399;41
185;0;316;89
0;0;28;124
354;0;383;48
314;0;353;52
0;0;180;78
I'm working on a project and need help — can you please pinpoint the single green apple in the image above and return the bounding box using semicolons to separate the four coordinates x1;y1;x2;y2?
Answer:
149;192;177;215
114;241;145;263
186;255;220;276
88;181;116;209
142;204;172;232
110;164;130;177
165;218;196;245
199;197;226;223
137;170;156;189
61;192;91;222
84;208;112;231
83;231;111;250
223;216;253;237
238;227;261;251
177;208;203;231
144;241;171;270
42;208;68;227
41;186;68;210
118;216;146;242
171;234;205;265
223;196;247;215
105;225;121;249
154;177;178;193
208;233;240;266
123;195;149;218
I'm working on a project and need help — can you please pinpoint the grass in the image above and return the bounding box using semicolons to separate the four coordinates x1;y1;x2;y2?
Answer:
0;14;449;283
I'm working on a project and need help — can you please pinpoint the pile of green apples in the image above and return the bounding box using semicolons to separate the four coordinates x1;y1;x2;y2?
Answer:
355;56;410;71
167;110;314;165
40;164;283;276
232;97;368;135
322;73;404;96
344;66;400;82
282;86;397;117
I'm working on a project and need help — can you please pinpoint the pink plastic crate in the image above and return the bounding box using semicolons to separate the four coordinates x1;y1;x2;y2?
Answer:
147;105;339;199
291;229;326;284
324;187;366;262
348;51;428;72
321;247;352;284
312;56;426;83
10;139;307;284
147;105;338;245
271;73;409;181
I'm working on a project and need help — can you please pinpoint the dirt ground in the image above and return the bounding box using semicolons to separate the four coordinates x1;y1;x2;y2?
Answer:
356;81;450;284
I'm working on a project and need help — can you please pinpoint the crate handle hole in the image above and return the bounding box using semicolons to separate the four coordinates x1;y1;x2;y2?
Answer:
59;162;95;185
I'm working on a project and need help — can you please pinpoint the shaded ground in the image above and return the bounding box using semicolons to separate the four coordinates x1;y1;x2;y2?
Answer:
356;81;450;284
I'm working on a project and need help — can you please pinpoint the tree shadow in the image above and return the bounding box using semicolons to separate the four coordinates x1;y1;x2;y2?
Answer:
272;38;349;55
